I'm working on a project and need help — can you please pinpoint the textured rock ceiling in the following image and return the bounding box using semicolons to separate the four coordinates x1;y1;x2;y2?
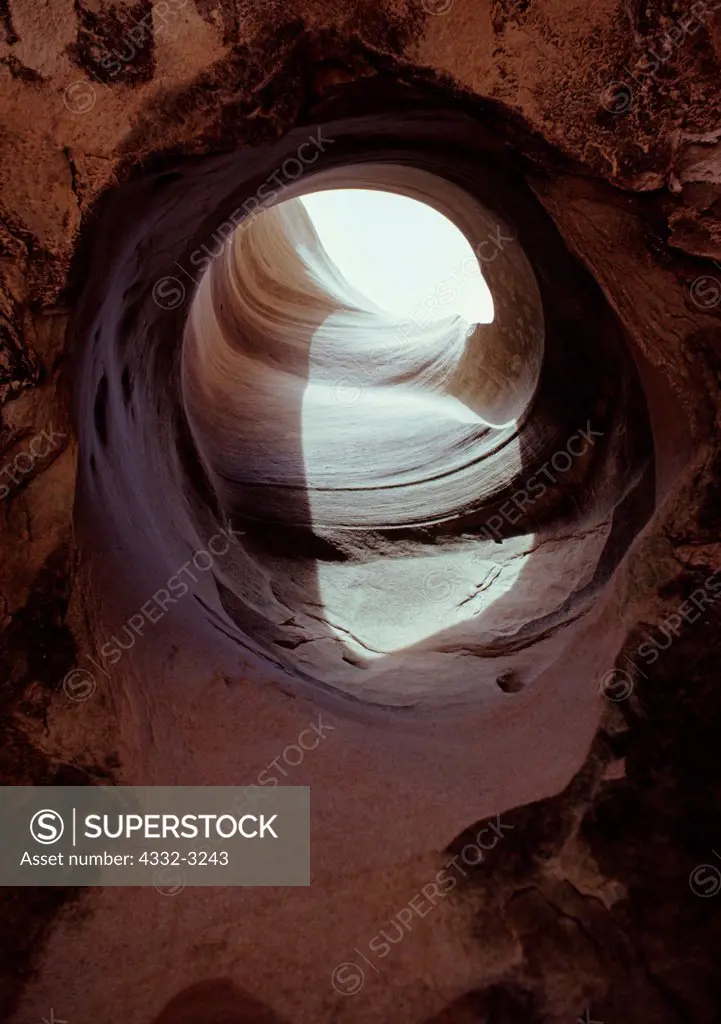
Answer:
1;1;721;1022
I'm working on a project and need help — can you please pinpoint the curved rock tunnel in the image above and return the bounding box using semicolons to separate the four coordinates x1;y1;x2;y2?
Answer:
1;2;721;1022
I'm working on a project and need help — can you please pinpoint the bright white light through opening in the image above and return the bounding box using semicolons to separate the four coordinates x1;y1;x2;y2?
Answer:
183;178;546;673
291;188;528;656
299;188;494;327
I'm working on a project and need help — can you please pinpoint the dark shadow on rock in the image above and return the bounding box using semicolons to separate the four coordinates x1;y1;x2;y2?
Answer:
149;978;289;1024
421;983;542;1024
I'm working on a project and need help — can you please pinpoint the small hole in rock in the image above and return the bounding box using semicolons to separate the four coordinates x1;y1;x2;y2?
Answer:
497;670;524;693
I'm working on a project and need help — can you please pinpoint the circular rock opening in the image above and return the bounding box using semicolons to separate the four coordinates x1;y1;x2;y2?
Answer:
73;94;655;709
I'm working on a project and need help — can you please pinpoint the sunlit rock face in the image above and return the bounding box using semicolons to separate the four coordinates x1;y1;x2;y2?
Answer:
182;183;546;665
183;178;542;532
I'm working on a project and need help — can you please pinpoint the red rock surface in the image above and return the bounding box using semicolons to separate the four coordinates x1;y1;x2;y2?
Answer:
1;2;721;1022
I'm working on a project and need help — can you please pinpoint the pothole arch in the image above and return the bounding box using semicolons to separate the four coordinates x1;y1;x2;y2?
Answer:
72;85;655;708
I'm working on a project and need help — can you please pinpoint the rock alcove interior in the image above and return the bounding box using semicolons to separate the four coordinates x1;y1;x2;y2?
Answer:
2;22;720;1024
75;96;655;709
